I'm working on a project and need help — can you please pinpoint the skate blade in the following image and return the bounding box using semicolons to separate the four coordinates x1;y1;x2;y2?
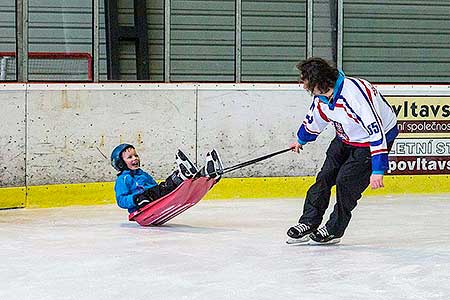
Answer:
308;238;341;246
286;236;310;245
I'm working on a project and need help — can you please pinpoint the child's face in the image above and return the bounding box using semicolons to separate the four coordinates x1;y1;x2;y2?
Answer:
121;147;140;170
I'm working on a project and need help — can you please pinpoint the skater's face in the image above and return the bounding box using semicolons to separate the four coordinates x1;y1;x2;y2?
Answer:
121;147;140;170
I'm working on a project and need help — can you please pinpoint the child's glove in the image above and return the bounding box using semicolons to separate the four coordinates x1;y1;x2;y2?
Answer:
133;193;151;209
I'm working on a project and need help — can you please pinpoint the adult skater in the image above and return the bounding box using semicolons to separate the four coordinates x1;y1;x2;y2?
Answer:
287;57;398;245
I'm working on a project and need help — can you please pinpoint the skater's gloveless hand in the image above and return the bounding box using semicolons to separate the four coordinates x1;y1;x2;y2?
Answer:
290;141;303;153
370;174;384;189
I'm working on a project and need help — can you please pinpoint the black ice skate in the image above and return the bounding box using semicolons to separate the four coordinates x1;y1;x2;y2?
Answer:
309;227;341;245
286;223;316;244
176;149;198;180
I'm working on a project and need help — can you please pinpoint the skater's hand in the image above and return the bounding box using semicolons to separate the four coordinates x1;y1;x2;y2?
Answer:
370;174;384;189
290;141;303;153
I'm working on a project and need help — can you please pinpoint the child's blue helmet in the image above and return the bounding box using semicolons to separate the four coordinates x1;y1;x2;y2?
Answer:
111;143;134;171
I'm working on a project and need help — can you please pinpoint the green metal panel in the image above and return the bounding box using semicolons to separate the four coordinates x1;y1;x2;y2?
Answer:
4;0;450;83
26;0;92;81
343;0;450;83
28;1;92;50
0;0;163;81
170;0;236;82
0;0;16;80
312;0;334;60
241;0;307;82
0;1;16;51
146;0;165;81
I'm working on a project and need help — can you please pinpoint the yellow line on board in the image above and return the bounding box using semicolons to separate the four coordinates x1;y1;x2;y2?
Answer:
203;177;316;199
364;175;450;195
204;175;450;199
26;182;115;208
0;187;26;209
0;175;449;208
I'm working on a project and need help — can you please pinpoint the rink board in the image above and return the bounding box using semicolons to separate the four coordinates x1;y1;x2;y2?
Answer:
1;175;449;209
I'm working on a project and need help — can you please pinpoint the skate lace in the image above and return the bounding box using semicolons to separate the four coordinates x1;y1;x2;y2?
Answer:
317;227;329;237
293;223;311;233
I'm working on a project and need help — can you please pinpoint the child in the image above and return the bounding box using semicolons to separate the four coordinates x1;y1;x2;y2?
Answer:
111;143;223;213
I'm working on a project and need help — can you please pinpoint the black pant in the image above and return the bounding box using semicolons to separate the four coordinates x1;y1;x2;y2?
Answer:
299;137;393;237
144;171;184;201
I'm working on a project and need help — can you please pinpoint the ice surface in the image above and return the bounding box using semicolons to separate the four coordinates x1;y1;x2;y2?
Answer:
1;194;450;300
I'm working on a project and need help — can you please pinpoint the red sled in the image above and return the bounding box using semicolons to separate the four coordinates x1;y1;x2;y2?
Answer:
128;176;218;226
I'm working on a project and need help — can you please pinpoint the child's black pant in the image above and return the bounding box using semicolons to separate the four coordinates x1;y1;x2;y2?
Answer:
299;137;393;237
144;172;184;201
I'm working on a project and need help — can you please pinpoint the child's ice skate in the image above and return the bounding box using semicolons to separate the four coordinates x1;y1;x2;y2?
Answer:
211;149;224;176
176;149;198;180
309;226;341;245
204;149;224;179
286;223;317;244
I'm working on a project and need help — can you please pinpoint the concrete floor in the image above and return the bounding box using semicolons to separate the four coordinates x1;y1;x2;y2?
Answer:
1;194;450;300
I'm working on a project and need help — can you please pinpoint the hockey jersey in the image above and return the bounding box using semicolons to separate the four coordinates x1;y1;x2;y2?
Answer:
297;70;398;174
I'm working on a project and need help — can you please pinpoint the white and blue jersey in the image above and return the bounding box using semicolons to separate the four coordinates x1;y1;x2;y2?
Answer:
297;71;398;174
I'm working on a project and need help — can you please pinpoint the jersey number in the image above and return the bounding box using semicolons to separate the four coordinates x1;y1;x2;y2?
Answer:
367;122;380;135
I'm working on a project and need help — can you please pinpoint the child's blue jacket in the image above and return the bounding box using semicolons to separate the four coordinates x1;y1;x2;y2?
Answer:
114;169;158;213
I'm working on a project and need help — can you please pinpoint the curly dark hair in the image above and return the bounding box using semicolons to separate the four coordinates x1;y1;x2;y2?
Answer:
296;57;339;94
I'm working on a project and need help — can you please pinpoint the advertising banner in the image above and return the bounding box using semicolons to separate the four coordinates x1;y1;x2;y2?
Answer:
387;97;450;175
